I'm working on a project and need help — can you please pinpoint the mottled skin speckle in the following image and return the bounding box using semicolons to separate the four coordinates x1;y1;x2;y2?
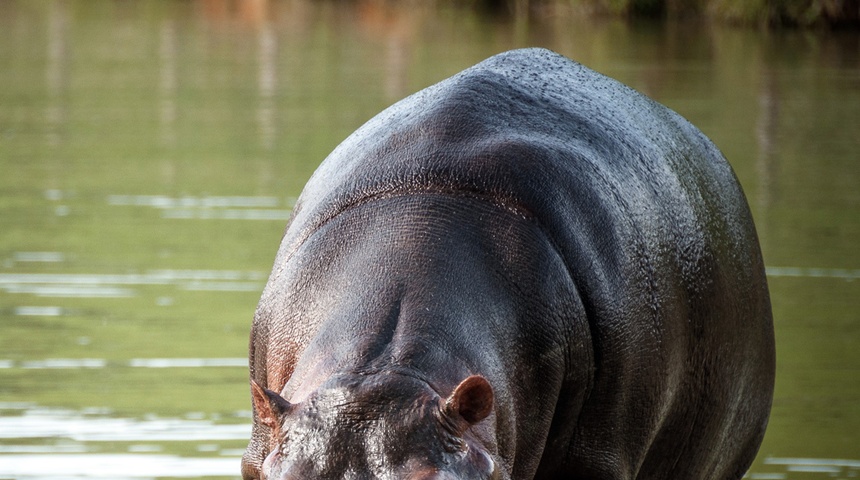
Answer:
242;48;774;480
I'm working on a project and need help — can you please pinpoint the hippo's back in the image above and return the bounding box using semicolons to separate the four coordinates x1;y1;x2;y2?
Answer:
264;48;774;479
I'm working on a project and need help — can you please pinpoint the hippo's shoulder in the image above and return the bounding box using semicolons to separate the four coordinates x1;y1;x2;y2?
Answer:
440;48;607;100
285;49;733;262
429;48;658;124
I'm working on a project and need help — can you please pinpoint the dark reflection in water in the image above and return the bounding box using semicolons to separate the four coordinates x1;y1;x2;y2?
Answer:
0;1;857;479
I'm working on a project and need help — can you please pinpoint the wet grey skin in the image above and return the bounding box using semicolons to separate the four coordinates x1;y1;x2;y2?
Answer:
242;48;775;480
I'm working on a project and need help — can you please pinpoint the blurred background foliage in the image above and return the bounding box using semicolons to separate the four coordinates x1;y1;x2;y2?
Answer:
460;0;860;27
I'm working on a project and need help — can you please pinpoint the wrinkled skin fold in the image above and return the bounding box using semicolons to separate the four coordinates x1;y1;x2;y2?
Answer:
242;48;775;480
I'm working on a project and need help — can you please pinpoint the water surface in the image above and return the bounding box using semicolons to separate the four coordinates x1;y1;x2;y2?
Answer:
1;1;857;478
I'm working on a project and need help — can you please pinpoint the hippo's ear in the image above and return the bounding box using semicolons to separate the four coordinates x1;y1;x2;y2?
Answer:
445;375;494;425
251;379;293;430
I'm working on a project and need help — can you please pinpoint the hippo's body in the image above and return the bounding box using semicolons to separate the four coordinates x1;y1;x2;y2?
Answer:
242;48;774;480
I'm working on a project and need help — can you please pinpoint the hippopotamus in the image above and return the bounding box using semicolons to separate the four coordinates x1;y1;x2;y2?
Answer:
241;48;774;480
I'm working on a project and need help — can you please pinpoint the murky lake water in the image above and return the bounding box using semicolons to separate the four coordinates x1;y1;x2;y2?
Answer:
1;1;858;478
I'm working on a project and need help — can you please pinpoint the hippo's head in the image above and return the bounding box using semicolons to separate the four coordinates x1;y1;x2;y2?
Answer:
245;372;499;480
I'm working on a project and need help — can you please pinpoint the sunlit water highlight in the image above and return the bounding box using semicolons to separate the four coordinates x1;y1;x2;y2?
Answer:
765;267;860;280
754;457;860;478
0;269;266;299
0;454;239;479
10;252;66;263
0;404;249;479
0;358;246;370
108;194;294;221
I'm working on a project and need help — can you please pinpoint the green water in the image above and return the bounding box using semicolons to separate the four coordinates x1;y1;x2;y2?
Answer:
1;1;858;479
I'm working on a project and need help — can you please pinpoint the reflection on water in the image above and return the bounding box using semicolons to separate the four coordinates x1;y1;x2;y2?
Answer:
109;194;295;221
766;267;860;280
0;405;249;442
14;358;107;369
749;458;860;479
0;455;238;480
128;358;246;368
161;208;291;221
14;306;65;316
0;398;247;479
0;269;265;298
1;1;857;479
10;252;66;264
0;357;246;369
0;403;247;479
106;195;282;209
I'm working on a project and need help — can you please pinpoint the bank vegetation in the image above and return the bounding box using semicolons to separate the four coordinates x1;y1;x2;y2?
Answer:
470;0;860;27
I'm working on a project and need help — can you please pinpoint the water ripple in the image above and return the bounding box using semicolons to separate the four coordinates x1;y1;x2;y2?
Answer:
0;453;239;478
0;358;246;370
